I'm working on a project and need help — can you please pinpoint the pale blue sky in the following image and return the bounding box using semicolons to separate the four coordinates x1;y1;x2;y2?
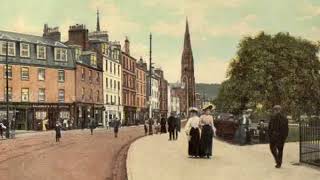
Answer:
1;0;320;83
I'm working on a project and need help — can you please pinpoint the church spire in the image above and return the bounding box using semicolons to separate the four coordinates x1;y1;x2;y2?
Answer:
96;9;100;32
183;18;192;51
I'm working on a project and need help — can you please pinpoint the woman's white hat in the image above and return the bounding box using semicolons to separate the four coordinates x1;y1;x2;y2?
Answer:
202;104;214;111
188;107;199;113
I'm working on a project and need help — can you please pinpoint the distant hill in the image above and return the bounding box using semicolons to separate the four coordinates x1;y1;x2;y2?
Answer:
196;83;221;100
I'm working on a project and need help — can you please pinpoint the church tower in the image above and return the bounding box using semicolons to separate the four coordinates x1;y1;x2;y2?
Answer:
181;19;196;113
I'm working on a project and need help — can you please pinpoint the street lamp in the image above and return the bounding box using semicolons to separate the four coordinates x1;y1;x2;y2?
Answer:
5;41;10;138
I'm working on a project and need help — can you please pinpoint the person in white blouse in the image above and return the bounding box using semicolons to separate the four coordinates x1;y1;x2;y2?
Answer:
185;107;201;158
199;104;215;158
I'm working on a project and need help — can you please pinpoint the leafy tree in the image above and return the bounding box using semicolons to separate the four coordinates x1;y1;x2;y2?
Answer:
215;32;320;118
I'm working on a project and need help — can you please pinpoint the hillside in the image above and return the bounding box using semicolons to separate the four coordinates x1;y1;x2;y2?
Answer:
196;83;221;100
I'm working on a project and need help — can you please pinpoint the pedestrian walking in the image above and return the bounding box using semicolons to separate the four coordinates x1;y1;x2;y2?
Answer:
199;104;215;158
174;113;181;140
167;112;177;140
89;117;95;135
160;116;167;133
144;119;148;135
0;121;6;139
185;107;201;158
55;121;62;142
148;118;153;135
114;118;121;138
268;105;289;168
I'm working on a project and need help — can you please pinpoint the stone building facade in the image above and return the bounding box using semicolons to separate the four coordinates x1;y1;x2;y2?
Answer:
136;58;147;123
155;68;168;118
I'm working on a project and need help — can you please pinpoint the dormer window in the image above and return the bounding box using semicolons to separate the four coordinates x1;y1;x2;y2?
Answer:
91;54;97;66
0;41;16;56
75;48;81;61
55;48;67;62
37;45;46;59
20;43;30;57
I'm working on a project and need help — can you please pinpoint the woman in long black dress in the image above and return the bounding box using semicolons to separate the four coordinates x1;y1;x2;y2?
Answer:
185;107;201;157
55;121;62;142
199;104;215;158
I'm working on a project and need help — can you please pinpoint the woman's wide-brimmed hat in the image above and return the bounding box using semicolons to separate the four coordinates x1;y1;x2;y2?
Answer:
188;107;199;113
202;104;214;111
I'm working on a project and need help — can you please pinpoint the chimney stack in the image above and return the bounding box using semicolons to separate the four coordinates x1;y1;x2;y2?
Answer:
43;24;61;42
68;24;89;50
124;36;130;55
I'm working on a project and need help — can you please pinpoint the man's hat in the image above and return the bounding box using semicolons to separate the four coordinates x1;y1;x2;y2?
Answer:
202;104;214;111
189;107;199;113
273;105;281;110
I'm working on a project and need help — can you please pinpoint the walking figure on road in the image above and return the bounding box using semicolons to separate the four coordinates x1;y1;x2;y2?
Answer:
174;113;181;140
89;117;95;135
185;107;201;158
268;105;289;168
144;119;148;135
148;118;153;135
55;121;62;142
160;115;167;134
167;112;177;140
199;104;215;158
114;118;121;138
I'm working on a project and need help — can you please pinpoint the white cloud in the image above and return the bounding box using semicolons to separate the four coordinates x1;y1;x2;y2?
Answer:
7;15;41;36
298;0;320;20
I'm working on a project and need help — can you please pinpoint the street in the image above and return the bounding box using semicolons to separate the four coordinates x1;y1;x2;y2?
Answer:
127;129;320;180
0;127;144;180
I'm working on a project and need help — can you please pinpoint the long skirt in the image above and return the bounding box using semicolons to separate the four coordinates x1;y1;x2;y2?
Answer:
188;127;200;157
200;125;214;157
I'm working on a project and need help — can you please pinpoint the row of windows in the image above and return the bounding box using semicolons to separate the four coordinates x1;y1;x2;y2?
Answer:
123;74;135;89
105;61;120;76
123;93;135;106
0;41;68;61
3;65;65;82
81;88;100;101
136;97;146;107
136;69;146;81
81;68;100;83
136;83;146;95
105;78;120;90
101;44;120;60
105;94;121;105
5;88;65;102
122;56;135;72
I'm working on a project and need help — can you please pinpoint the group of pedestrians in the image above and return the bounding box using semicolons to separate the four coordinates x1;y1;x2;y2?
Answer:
167;112;181;140
185;104;216;159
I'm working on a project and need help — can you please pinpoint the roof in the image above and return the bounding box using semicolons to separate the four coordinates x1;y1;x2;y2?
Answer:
0;30;67;48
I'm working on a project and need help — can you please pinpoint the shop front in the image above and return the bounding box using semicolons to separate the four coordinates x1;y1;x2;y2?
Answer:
124;106;137;125
75;103;104;129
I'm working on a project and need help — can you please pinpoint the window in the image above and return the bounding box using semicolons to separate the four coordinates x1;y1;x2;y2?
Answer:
118;81;120;90
75;48;81;61
3;65;12;79
0;41;16;56
37;45;46;59
110;62;112;73
38;88;45;102
21;88;29;102
110;79;112;89
21;67;29;80
118;96;120;105
102;44;107;54
4;87;12;102
114;80;116;89
106;60;108;71
89;70;92;82
106;78;108;88
110;95;113;104
97;90;100;101
137;97;139;107
91;54;97;66
38;68;45;81
55;48;67;61
118;65;120;76
58;89;65;102
81;68;85;80
114;63;116;75
81;87;85;99
97;72;100;83
20;43;30;57
58;70;65;82
106;94;108;104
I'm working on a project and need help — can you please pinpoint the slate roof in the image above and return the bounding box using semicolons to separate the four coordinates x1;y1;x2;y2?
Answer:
0;30;67;48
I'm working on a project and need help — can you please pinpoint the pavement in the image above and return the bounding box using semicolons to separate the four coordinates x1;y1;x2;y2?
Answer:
127;130;320;180
0;126;144;180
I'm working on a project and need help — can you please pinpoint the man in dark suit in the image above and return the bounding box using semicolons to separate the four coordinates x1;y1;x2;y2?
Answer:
268;105;289;168
167;112;177;140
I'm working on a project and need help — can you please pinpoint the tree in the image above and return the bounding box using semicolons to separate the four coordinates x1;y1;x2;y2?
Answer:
215;32;320;118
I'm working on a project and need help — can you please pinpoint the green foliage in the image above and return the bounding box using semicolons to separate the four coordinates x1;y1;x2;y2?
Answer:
195;83;221;99
215;32;320;117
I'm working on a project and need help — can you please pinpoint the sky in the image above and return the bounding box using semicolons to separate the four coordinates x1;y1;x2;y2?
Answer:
1;0;320;84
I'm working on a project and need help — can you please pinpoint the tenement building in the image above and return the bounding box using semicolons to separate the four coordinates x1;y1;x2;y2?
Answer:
0;27;75;130
155;68;168;118
121;37;137;125
147;70;160;119
136;57;147;123
67;24;104;128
